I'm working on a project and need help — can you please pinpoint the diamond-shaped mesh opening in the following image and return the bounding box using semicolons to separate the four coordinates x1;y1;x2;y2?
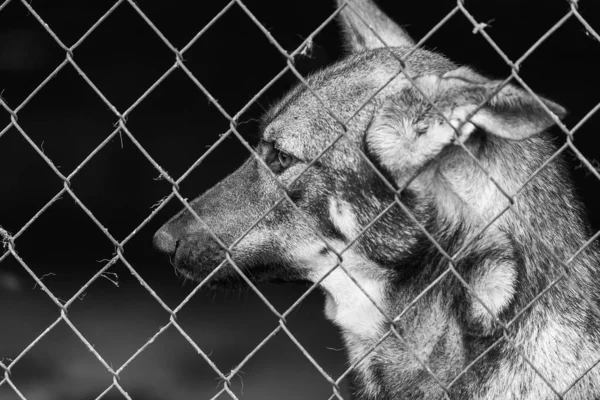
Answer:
73;2;174;111
10;65;118;173
123;67;238;179
13;196;115;300
2;0;600;398
182;3;290;112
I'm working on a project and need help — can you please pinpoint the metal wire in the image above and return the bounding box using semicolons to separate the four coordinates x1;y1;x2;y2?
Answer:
1;0;599;399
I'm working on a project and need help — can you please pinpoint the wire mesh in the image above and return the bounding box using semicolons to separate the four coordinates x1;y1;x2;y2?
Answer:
1;0;599;399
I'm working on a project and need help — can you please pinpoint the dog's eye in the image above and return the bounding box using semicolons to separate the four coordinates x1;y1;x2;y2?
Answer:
277;150;293;169
262;140;296;173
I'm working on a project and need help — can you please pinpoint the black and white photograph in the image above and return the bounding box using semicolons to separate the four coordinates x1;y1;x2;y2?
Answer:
1;0;600;399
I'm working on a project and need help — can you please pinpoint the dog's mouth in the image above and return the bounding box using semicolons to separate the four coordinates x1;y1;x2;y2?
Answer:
175;262;307;289
171;242;307;288
173;260;250;289
171;243;238;286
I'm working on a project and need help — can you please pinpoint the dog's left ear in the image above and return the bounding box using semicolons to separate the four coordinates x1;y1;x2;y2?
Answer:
336;0;415;52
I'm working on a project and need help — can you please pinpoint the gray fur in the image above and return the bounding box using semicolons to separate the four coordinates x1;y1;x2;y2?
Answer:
154;1;600;398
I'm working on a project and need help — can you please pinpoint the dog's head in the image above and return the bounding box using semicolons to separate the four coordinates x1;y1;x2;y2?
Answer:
154;0;565;337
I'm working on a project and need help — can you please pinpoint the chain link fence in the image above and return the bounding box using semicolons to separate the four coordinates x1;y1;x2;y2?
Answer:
1;0;600;398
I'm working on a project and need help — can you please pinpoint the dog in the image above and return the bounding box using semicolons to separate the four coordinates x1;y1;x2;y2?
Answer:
154;0;600;398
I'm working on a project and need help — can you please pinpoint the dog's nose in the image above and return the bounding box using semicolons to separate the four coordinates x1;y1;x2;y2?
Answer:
153;230;177;254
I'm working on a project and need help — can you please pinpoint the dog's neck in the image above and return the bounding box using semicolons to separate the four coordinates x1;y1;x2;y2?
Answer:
337;227;519;399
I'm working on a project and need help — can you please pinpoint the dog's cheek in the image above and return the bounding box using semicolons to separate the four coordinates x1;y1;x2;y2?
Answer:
349;187;428;270
282;169;350;245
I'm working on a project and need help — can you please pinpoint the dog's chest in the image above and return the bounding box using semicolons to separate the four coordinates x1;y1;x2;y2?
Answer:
322;269;387;338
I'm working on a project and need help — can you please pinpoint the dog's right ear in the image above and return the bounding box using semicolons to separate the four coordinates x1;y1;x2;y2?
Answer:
336;0;415;52
365;68;567;189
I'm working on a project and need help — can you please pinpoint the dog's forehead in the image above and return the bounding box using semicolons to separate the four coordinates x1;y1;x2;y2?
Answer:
263;90;375;166
262;69;391;162
261;48;456;162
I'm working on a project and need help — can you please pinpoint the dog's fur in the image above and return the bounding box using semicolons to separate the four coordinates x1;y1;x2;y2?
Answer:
154;1;600;398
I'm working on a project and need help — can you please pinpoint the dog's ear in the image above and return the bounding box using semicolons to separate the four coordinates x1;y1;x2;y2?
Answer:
429;67;567;141
365;67;566;187
336;0;415;52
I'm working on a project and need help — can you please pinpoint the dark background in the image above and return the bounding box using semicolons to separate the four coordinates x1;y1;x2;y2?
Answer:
1;0;599;399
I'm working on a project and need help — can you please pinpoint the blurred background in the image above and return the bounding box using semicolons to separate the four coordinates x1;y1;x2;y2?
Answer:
0;0;599;399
